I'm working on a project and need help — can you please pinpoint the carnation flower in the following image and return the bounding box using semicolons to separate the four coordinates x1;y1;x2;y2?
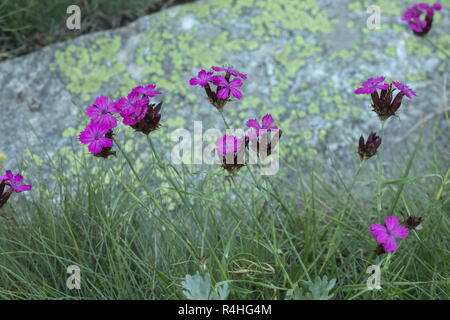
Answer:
215;135;246;175
370;216;409;253
246;114;282;160
85;96;118;129
189;65;246;110
401;3;442;36
0;170;32;210
213;76;244;100
79;122;114;156
356;77;416;121
246;114;279;139
113;92;149;117
354;77;390;95
189;70;215;87
121;103;149;126
0;170;32;193
216;135;243;156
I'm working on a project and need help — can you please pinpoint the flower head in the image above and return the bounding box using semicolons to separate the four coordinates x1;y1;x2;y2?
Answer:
121;103;149;126
212;66;247;80
215;135;246;175
392;81;417;99
113;92;149;117
213;76;244;100
131;84;162;98
357;79;415;121
215;135;243;156
189;66;246;110
246;114;279;139
189;70;215;87
0;170;32;193
85;96;118;129
358;132;381;160
401;3;442;36
79;122;114;155
355;77;390;95
370;216;409;253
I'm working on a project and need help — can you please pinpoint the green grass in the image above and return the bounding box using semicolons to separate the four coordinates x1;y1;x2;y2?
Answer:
0;0;194;61
0;116;448;300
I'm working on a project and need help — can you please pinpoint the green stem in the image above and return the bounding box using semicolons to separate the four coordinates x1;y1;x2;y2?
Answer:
113;137;165;213
435;165;450;201
377;121;386;213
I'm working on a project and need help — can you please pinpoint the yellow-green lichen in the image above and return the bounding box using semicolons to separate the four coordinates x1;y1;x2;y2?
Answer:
55;37;126;101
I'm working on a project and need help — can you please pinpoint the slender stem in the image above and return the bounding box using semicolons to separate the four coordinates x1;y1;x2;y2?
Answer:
113;138;140;180
146;134;164;168
377;121;386;213
219;110;231;130
113;137;165;213
435;165;450;201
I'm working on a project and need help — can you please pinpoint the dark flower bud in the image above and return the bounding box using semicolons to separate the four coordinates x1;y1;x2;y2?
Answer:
358;132;381;160
131;102;163;135
0;189;12;208
403;216;423;230
0;180;5;197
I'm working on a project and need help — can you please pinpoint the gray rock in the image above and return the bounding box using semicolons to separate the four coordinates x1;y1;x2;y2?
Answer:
0;0;448;173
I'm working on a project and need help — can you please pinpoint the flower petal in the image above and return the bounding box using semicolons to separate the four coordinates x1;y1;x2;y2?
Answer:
384;216;401;232
370;223;390;244
382;236;398;252
262;114;275;128
246;119;261;130
230;87;243;100
217;88;230;100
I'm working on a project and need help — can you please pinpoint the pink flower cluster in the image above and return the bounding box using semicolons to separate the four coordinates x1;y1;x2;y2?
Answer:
0;170;32;210
402;3;442;35
355;76;416;121
79;84;162;157
190;66;247;110
215;114;282;174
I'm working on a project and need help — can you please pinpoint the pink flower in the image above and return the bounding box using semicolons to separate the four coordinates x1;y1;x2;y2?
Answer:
121;103;149;126
79;122;113;155
370;216;409;253
189;70;215;87
213;76;244;100
113;93;149;119
85;96;118;129
212;66;247;80
401;3;442;35
392;81;417;99
0;170;32;193
355;77;390;95
215;135;243;156
131;84;162;98
246;114;279;139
